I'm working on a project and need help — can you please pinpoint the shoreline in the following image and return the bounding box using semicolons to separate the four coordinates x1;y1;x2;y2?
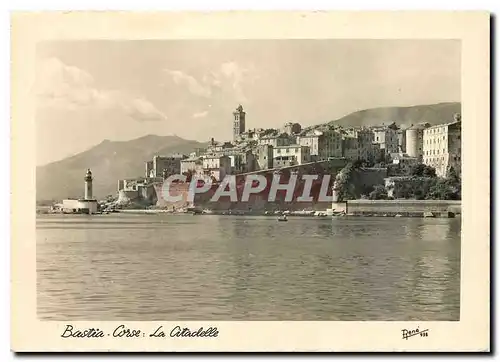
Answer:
38;199;461;219
39;209;460;219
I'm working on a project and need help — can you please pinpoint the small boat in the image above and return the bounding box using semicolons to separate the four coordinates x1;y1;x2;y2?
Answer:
277;215;288;222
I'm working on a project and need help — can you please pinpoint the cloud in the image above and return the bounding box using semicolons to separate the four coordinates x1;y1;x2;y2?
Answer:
164;70;212;98
164;61;258;103
192;110;209;118
36;57;167;122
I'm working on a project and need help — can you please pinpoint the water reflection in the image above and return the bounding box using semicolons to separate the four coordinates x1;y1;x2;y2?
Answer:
37;215;461;321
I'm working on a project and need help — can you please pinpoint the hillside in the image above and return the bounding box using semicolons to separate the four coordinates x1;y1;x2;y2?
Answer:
320;102;461;129
37;102;461;202
36;135;207;201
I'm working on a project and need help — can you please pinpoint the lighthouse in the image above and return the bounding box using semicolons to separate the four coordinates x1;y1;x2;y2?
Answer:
61;168;98;214
84;168;93;200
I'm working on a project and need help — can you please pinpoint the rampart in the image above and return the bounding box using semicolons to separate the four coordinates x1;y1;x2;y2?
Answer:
154;159;348;212
343;200;462;216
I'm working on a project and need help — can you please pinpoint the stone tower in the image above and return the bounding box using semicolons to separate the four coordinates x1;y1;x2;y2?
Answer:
84;168;93;200
233;104;246;141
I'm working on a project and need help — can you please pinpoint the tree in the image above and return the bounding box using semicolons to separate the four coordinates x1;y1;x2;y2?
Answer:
410;164;436;178
333;162;355;201
422;166;436;178
352;159;363;169
447;166;461;185
387;164;402;176
369;185;388;200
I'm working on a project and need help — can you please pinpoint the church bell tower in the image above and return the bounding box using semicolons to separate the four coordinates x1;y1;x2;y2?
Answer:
233;104;246;141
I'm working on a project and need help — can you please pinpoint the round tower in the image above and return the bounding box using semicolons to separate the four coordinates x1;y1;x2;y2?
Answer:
405;126;419;158
405;123;430;160
84;168;93;200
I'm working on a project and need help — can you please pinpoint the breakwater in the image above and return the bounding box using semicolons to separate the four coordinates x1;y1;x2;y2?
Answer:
341;200;461;217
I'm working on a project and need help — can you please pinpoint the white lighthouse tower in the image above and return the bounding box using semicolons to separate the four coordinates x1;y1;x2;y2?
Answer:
84;168;93;200
61;168;98;214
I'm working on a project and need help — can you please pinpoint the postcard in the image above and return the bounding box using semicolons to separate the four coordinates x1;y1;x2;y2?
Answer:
11;11;490;352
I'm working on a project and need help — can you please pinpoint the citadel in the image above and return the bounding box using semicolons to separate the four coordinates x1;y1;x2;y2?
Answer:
115;104;462;212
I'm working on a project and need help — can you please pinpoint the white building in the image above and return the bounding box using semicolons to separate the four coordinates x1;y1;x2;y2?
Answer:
62;199;98;214
180;157;202;175
422;118;461;177
272;145;311;166
202;155;232;181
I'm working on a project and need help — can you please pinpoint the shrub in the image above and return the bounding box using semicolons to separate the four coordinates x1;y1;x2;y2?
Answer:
369;184;388;200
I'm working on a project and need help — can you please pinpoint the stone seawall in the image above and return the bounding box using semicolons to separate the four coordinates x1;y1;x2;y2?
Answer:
154;177;334;212
150;160;349;212
344;200;461;216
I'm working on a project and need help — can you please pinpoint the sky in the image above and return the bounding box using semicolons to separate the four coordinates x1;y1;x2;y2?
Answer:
35;40;460;165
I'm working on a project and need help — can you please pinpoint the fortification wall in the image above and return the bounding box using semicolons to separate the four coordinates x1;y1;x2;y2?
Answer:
117;190;139;204
153;161;347;211
346;200;461;215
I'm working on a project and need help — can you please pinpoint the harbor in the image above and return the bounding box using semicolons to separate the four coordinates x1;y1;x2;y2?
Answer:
36;212;461;321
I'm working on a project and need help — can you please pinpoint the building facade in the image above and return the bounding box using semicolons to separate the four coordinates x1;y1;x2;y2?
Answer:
422;119;462;177
272;145;311;167
297;129;342;161
256;144;274;170
180;157;202;175
397;128;407;153
150;154;187;178
258;133;291;147
202;155;232;181
341;137;358;160
372;123;399;157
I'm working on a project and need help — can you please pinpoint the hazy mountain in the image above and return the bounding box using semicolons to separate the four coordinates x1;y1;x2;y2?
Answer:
319;102;461;129
36;135;207;201
37;102;461;202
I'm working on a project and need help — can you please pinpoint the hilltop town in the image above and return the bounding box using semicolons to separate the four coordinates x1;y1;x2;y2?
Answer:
115;104;461;209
